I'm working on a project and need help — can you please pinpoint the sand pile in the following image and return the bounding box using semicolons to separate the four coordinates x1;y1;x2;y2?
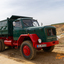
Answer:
52;24;64;35
57;34;64;43
51;24;64;43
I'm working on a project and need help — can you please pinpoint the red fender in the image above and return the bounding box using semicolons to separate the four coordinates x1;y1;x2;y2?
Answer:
17;34;39;47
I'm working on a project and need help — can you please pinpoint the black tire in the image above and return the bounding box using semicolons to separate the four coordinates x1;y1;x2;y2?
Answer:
0;41;2;52
20;40;36;60
43;45;55;52
0;39;5;52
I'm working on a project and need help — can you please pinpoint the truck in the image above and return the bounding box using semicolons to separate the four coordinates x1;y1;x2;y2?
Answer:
0;15;59;60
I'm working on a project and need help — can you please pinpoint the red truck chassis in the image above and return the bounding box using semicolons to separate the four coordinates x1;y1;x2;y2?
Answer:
0;34;59;49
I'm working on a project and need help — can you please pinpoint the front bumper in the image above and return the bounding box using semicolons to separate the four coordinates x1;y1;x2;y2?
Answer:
35;40;59;48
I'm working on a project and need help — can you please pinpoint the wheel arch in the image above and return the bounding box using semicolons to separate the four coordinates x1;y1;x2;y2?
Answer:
17;34;39;47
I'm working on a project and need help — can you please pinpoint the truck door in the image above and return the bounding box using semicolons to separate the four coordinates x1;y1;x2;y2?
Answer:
13;20;23;40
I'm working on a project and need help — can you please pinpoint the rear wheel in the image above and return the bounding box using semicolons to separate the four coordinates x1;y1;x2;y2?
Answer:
43;45;55;52
20;40;36;60
0;39;5;52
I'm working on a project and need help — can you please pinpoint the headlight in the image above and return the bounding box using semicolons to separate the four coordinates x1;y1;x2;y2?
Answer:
38;39;42;43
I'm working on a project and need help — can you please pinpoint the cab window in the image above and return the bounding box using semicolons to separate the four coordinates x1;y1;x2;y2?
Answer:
23;19;32;27
13;20;22;28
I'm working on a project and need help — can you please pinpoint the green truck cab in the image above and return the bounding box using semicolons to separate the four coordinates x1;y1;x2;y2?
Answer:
0;15;59;60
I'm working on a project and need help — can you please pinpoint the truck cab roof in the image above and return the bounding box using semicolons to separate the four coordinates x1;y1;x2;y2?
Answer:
10;15;33;20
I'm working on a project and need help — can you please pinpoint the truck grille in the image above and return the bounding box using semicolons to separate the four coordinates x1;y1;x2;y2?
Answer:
47;28;56;36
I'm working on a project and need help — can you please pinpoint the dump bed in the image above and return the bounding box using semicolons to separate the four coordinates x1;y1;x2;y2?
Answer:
0;20;8;37
0;15;33;37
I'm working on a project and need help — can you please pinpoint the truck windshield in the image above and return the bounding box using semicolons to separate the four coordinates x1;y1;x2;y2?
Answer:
23;19;39;27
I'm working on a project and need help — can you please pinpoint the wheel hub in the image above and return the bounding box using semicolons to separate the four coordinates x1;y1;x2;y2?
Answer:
23;45;30;56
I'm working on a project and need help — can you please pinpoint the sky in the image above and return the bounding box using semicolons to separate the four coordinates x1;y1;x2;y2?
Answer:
0;0;64;25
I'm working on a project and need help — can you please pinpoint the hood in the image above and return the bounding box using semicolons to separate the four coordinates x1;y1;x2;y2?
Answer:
25;26;55;30
24;26;56;42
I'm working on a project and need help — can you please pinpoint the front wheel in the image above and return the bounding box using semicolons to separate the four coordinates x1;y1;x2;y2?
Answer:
43;45;55;52
20;40;36;60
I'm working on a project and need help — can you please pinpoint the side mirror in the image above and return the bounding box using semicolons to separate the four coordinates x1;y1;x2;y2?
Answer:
21;25;23;28
41;23;43;26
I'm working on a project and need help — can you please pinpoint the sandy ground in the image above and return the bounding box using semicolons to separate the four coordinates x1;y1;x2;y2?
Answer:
0;44;64;64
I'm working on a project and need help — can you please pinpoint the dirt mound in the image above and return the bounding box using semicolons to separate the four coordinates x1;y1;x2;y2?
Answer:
57;34;64;43
51;23;64;44
58;37;64;43
51;24;64;35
